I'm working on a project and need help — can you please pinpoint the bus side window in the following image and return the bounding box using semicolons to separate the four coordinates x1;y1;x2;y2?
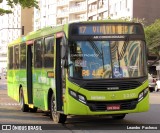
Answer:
8;47;14;69
44;36;54;68
14;45;20;69
20;43;26;69
34;39;43;68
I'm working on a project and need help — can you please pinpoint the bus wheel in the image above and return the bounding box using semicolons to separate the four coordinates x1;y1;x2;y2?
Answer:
30;107;37;113
50;94;67;123
112;114;126;120
19;89;29;112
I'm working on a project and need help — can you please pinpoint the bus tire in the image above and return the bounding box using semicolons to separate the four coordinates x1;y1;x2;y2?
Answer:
112;114;126;120
30;107;37;113
50;94;67;123
19;89;29;112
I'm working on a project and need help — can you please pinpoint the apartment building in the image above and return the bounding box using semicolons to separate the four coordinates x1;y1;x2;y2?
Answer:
34;0;109;30
34;0;160;31
109;0;160;25
21;8;34;36
0;2;33;71
0;1;21;71
34;0;57;30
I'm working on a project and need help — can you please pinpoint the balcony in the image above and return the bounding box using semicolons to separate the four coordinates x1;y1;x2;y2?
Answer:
69;18;86;23
69;5;87;14
88;9;97;17
57;0;68;7
69;14;86;23
57;9;69;18
98;4;108;14
57;18;68;26
88;0;97;4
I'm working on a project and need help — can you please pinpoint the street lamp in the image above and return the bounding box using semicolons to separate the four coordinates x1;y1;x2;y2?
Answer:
0;26;25;35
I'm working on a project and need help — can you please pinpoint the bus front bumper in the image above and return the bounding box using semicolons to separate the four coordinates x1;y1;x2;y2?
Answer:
65;92;149;115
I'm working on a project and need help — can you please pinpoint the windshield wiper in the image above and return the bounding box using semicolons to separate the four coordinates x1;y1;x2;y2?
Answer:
88;39;102;58
88;39;105;71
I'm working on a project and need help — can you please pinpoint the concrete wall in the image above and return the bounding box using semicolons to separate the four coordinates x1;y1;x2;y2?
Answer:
21;8;34;35
133;0;160;25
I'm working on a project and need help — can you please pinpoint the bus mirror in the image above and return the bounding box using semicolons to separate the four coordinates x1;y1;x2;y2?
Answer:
61;37;68;68
61;37;68;60
61;60;68;68
61;45;67;60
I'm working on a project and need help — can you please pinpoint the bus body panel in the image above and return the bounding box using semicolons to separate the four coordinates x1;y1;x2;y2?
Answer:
8;69;27;102
64;80;149;115
66;93;149;115
32;68;55;110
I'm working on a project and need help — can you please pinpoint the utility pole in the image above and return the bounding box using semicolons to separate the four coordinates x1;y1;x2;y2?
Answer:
108;0;110;18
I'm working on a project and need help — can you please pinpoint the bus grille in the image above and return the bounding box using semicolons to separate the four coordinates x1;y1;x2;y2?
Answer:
82;81;141;91
87;99;138;111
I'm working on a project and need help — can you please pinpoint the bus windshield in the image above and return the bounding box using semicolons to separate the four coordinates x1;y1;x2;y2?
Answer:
68;40;147;79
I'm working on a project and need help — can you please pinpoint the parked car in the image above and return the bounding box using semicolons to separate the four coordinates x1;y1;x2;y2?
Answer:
148;73;157;92
155;80;160;92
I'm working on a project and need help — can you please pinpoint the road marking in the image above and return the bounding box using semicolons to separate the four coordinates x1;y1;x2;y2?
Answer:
0;103;20;106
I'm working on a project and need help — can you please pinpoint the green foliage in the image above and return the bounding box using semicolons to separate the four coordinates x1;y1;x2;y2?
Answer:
0;8;12;15
144;19;160;55
0;0;39;15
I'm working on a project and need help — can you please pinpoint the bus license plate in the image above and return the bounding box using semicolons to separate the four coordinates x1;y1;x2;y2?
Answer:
106;105;120;110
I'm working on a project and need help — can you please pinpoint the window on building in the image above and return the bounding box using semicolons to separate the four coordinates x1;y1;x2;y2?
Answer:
126;0;128;8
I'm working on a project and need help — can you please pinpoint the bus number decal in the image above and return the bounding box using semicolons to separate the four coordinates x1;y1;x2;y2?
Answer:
123;93;136;99
79;26;86;34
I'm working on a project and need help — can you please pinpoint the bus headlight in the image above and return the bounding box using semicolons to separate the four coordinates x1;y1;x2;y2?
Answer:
138;88;148;102
69;89;87;104
78;95;86;104
70;90;77;98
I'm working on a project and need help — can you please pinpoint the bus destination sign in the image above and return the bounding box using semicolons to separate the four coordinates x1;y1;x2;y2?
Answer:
70;24;143;36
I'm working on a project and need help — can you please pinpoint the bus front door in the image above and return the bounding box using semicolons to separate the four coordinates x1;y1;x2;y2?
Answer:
55;37;65;111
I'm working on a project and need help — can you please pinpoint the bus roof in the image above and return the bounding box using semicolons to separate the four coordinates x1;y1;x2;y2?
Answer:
26;25;64;40
8;25;65;47
71;19;141;24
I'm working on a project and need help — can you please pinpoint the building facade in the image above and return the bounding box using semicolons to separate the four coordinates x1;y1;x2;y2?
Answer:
0;2;33;72
34;0;109;30
0;1;21;71
21;8;34;36
109;0;160;25
34;0;160;31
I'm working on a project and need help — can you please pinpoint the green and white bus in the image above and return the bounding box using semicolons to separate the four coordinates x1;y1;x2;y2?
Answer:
7;20;149;123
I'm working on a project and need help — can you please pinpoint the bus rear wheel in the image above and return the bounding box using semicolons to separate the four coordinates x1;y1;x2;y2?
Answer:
19;89;29;112
112;114;126;120
50;94;67;123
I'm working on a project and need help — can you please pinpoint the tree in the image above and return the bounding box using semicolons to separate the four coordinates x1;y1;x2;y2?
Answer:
144;19;160;66
0;0;39;16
